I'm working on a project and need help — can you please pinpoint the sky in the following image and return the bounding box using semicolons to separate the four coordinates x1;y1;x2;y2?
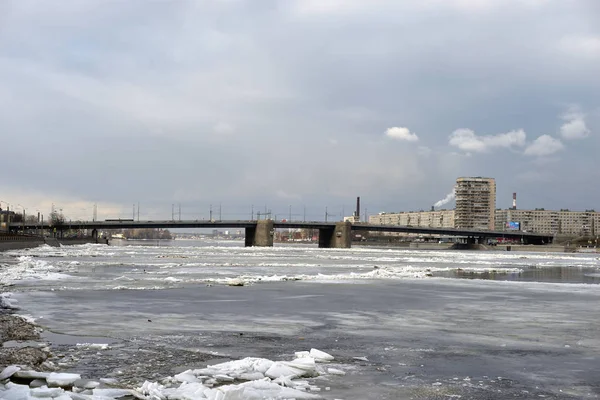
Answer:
1;0;599;222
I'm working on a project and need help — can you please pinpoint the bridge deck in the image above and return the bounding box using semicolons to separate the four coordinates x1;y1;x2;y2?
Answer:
9;220;552;241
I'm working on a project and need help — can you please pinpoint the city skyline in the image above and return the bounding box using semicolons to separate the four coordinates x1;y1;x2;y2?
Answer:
1;1;598;219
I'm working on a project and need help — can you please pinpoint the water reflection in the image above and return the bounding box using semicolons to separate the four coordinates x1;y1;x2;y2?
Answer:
437;266;600;284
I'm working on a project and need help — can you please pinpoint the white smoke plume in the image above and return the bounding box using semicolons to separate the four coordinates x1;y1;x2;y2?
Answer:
433;189;456;208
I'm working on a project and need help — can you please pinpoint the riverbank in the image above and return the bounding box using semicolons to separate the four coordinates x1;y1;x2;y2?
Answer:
0;236;109;252
0;296;49;371
357;241;580;253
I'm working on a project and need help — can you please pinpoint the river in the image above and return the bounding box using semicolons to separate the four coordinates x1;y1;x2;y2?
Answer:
1;239;599;399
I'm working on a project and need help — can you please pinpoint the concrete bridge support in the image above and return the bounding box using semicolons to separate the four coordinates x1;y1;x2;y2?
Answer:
245;220;274;247
91;229;98;243
318;221;352;248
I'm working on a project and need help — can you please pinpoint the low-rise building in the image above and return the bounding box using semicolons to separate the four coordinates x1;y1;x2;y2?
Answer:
495;209;599;236
370;207;599;237
369;209;455;231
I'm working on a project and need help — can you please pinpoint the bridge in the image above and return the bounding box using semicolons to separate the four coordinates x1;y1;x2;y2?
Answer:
9;219;553;248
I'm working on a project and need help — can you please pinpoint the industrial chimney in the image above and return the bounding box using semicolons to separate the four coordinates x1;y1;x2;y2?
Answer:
512;193;517;210
356;197;361;219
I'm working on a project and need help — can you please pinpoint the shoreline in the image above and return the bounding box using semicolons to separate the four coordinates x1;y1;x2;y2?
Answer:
0;237;109;253
1;238;589;253
0;305;49;372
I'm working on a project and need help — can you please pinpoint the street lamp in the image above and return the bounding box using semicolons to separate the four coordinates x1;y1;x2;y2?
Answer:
17;204;26;232
0;200;7;232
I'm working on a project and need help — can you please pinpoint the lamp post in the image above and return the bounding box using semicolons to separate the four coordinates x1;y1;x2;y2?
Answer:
0;200;7;232
17;204;25;233
36;209;40;237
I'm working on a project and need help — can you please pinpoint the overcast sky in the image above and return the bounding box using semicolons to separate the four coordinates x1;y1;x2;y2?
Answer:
1;0;598;221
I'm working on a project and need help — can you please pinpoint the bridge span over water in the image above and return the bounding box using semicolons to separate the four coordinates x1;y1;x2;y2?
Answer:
10;219;553;248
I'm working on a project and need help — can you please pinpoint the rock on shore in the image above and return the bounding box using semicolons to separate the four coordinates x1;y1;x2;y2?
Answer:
0;314;49;371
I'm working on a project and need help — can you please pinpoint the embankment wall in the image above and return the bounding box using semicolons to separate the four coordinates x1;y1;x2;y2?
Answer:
0;236;108;252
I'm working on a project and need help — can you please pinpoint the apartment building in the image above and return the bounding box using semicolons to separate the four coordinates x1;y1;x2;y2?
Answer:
496;209;599;236
455;177;496;230
369;209;455;229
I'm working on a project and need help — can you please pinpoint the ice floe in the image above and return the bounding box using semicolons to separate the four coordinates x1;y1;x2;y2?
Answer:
3;242;599;293
0;256;74;286
0;348;342;399
0;292;19;309
75;343;110;350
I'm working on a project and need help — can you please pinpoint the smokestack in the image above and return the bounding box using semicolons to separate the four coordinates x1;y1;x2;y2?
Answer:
512;193;517;210
356;197;360;218
431;206;434;212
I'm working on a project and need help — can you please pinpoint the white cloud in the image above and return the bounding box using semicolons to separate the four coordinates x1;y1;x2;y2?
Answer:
448;128;526;153
291;0;545;16
524;135;564;157
559;109;590;140
385;127;419;142
0;186;125;221
214;122;235;135
558;35;600;59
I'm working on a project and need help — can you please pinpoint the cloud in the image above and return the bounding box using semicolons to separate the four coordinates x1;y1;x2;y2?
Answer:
1;0;599;214
558;35;600;59
417;146;432;157
0;186;125;221
290;0;544;16
214;122;235;135
385;127;419;142
448;128;526;153
559;109;590;140
524;135;564;157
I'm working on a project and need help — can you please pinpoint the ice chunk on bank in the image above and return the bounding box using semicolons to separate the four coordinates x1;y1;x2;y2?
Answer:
13;370;49;380
76;343;110;350
30;385;65;397
46;372;81;387
194;357;274;380
309;348;334;362
1;382;30;399
0;365;20;380
327;368;346;376
265;357;318;379
0;293;19;310
92;387;137;398
204;379;322;399
227;278;246;286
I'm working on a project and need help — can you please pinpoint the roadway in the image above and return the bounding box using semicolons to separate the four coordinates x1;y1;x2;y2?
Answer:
9;219;553;243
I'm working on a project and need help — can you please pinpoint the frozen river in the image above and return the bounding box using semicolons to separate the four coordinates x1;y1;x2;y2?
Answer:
2;240;600;399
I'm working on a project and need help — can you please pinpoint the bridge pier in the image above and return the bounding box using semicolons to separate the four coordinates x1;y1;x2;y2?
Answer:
245;220;274;247
91;229;98;243
318;221;352;248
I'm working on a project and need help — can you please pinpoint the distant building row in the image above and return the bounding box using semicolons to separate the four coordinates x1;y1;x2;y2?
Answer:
369;176;599;236
369;208;600;236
